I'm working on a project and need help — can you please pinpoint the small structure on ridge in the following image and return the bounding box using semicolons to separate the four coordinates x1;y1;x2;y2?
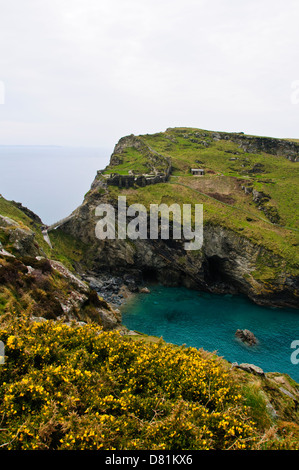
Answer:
191;168;205;176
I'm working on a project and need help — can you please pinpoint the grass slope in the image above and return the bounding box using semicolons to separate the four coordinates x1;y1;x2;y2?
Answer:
106;128;299;277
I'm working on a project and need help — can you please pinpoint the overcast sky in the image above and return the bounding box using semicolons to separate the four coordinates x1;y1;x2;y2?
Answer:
0;0;299;149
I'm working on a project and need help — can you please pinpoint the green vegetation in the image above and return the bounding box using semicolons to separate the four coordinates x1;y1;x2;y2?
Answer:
0;196;110;326
0;256;63;320
49;229;89;272
105;128;299;279
104;146;150;175
0;316;298;450
0;197;51;257
140;128;299;230
0;196;87;273
0;197;38;228
112;181;298;276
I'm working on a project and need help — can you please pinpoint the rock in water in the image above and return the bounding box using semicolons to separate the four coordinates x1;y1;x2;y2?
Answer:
235;329;257;346
140;287;150;293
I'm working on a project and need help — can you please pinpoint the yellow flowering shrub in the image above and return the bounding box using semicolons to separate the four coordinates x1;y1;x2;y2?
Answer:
0;317;257;450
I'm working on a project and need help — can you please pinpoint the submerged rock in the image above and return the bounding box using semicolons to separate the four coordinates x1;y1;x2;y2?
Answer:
235;329;257;346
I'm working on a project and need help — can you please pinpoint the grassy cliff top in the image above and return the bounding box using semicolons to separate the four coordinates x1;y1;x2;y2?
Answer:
102;127;299;274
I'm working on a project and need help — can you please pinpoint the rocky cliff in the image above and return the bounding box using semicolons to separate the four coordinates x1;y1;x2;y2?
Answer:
208;130;299;162
59;203;299;309
56;128;299;309
0;196;121;330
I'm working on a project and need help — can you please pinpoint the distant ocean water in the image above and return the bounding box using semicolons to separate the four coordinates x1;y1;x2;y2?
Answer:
122;285;299;382
0;146;111;225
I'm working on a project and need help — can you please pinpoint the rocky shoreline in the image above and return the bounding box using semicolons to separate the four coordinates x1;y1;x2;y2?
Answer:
82;272;146;308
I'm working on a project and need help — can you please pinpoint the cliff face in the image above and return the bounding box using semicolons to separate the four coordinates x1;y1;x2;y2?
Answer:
58;177;299;309
51;127;299;309
0;196;121;330
209;131;299;162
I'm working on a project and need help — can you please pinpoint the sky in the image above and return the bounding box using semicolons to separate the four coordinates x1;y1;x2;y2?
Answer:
0;0;299;150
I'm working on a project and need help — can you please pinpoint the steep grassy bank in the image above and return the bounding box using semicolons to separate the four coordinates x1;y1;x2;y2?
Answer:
0;315;298;450
0;196;121;329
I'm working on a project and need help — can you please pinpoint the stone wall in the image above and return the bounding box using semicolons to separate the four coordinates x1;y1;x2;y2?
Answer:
106;134;172;188
106;173;169;188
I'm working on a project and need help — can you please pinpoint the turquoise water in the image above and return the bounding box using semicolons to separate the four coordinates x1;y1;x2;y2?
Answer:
121;285;299;382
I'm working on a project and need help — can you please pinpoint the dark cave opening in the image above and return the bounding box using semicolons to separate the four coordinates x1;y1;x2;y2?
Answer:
203;255;231;285
142;267;159;283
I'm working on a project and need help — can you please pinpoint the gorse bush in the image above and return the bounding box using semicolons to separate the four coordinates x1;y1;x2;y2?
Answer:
0;316;257;450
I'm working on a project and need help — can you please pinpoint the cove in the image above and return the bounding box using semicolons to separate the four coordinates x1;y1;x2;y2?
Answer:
121;285;299;382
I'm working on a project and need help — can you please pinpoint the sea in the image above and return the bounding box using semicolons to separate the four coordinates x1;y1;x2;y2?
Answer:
121;285;299;382
0;145;110;225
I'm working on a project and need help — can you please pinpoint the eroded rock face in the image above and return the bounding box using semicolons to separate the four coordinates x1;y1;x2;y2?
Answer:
47;259;121;330
212;132;299;162
58;186;299;309
0;215;42;257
